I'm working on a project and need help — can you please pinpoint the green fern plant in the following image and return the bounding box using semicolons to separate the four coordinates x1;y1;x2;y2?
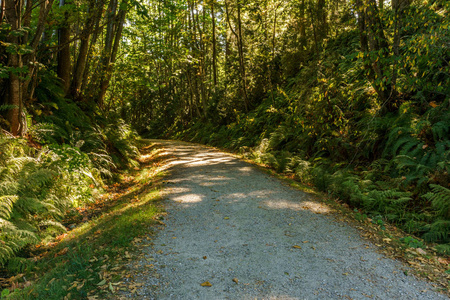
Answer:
384;105;450;190
0;133;98;267
422;185;450;247
425;184;450;218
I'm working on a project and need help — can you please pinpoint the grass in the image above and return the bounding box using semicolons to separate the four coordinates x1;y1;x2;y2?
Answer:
2;142;167;300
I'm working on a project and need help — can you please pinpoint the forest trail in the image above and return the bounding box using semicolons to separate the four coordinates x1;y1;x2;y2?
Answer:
126;140;445;299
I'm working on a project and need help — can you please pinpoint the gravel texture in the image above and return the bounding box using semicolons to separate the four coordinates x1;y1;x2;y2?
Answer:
130;140;447;300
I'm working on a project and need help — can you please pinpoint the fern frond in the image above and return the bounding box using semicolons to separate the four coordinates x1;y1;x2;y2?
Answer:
425;184;450;218
431;121;449;141
423;220;450;243
0;195;18;219
38;220;67;232
392;136;415;155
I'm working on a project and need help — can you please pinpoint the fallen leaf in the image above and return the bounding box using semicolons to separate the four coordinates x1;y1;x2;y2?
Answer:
224;217;229;220
293;245;302;249
232;278;238;284
203;256;207;259
97;279;107;286
416;248;427;255
302;241;309;243
67;282;78;291
76;281;85;291
438;257;448;264
200;281;212;287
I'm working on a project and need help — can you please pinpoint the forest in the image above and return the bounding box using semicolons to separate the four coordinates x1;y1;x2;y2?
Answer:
0;0;449;297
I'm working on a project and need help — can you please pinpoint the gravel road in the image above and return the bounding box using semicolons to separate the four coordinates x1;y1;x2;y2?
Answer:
130;140;446;299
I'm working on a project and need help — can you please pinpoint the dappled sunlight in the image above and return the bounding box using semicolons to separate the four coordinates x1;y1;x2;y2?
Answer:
262;199;331;214
237;166;254;174
223;192;247;201
154;140;334;215
172;193;204;203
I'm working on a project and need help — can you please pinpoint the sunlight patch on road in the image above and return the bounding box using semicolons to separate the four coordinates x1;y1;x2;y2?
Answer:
172;193;203;203
262;199;331;214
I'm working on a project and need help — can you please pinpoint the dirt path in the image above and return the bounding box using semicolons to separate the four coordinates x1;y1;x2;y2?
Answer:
127;140;446;299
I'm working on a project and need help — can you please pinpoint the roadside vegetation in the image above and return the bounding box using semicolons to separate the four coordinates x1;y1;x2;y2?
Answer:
1;139;165;299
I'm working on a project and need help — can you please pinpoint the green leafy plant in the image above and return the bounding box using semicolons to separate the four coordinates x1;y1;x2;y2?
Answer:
0;133;97;267
400;236;424;249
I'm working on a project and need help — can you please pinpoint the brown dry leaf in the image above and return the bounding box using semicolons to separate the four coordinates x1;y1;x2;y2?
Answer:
293;245;302;249
429;101;439;108
437;257;449;264
76;281;85;291
232;278;238;284
203;256;207;260
200;281;212;287
302;241;309;243
67;281;78;291
416;248;427;255
58;247;69;256
48;278;56;285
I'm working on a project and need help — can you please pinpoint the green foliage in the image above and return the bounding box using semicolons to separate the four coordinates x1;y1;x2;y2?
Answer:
400;236;425;249
30;70;140;175
422;185;450;248
0;133;96;267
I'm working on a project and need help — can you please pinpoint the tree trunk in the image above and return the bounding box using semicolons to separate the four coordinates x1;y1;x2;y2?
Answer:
356;0;397;110
57;0;72;94
210;1;217;87
0;0;5;25
236;2;248;111
5;0;23;136
69;0;103;99
94;0;118;108
98;5;126;108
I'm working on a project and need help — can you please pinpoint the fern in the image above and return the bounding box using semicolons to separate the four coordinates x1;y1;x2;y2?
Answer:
435;243;450;255
0;134;98;266
0;195;18;219
425;184;450;218
421;185;450;244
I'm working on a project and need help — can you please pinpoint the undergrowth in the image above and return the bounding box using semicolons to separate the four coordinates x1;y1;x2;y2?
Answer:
1;142;164;299
0;70;141;274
